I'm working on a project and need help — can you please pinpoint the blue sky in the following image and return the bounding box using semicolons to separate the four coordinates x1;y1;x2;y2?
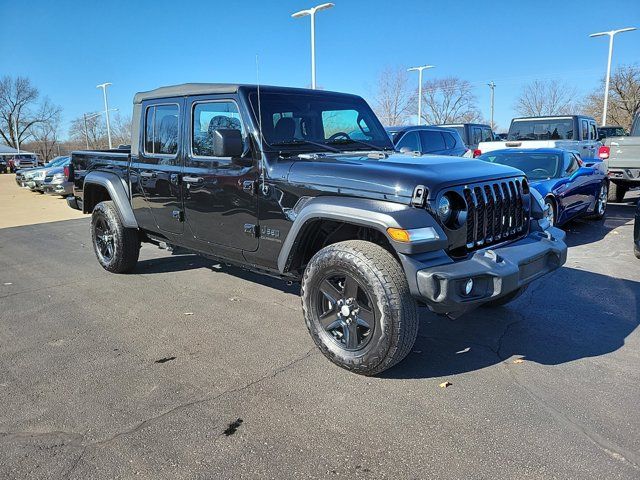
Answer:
2;0;639;136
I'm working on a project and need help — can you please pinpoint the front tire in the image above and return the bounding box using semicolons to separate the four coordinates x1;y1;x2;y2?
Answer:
301;240;419;376
91;201;140;273
545;197;557;226
608;182;627;203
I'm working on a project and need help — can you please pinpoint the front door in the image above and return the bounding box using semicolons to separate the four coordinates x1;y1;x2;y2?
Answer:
181;96;259;251
131;98;184;234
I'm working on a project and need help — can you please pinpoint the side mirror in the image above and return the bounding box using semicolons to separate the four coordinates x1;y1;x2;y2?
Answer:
399;147;412;154
213;129;244;158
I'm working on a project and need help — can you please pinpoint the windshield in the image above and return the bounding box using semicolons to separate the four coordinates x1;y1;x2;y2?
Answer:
478;151;562;180
45;157;68;168
249;92;393;151
508;118;574;141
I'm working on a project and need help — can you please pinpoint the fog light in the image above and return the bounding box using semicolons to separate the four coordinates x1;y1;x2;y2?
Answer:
464;278;474;295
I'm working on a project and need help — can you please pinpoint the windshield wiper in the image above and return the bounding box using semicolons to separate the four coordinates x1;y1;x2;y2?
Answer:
272;139;341;153
326;138;389;152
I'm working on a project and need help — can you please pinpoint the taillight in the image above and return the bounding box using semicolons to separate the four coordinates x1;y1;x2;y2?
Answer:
473;149;482;158
598;146;610;160
64;165;70;181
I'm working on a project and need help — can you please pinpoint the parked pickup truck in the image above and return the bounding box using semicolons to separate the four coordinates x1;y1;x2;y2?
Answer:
478;115;601;160
66;83;567;375
599;113;640;202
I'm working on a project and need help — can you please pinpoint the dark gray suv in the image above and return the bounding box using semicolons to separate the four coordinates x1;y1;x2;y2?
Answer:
385;126;468;157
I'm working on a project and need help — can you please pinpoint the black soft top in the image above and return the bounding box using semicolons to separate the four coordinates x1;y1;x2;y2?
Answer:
133;83;359;103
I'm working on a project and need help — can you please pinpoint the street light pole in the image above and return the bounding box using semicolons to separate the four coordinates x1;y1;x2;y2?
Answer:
589;27;636;126
83;110;117;150
291;3;334;89
96;82;113;149
407;65;435;125
488;81;496;130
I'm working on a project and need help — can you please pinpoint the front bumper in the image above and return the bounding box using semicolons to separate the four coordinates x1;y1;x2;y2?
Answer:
43;182;73;196
404;227;567;317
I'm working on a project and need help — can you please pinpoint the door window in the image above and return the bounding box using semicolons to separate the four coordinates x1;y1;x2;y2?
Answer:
443;132;457;149
565;154;579;175
419;130;446;153
145;104;179;157
396;131;420;152
192;101;244;157
581;120;589;140
471;127;483;146
480;127;493;142
589;122;598;140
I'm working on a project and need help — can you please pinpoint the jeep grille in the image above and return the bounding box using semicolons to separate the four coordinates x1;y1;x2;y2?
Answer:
462;178;528;251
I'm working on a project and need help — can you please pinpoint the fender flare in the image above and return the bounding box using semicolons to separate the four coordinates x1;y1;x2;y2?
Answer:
83;171;138;229
277;196;447;273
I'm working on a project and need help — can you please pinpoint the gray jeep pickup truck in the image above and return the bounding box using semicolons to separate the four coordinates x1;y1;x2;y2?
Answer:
602;113;640;202
65;83;567;375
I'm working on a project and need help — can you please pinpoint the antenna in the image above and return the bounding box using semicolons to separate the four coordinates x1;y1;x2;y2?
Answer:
256;54;267;195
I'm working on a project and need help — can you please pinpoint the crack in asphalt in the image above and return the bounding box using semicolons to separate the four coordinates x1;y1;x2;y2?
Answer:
0;279;86;300
51;347;318;479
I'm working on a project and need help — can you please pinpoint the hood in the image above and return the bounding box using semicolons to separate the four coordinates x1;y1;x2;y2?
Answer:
287;152;524;201
44;166;64;175
528;177;561;197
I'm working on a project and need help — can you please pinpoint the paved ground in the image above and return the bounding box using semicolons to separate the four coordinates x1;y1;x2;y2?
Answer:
0;174;83;229
0;186;638;479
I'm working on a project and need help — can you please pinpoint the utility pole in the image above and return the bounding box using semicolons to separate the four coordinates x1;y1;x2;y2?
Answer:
407;65;435;125
589;27;636;126
488;81;496;131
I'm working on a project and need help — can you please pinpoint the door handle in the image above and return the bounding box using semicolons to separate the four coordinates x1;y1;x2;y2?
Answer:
182;175;204;185
140;171;157;178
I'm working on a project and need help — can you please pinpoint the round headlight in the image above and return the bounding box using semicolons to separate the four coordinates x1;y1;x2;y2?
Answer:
437;196;452;223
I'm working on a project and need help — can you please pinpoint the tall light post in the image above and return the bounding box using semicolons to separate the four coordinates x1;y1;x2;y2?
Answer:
291;3;334;89
488;81;496;131
407;65;435;125
96;82;113;149
83;109;118;149
589;27;636;126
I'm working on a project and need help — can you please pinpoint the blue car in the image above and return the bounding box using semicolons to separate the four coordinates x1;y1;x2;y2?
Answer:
478;148;608;226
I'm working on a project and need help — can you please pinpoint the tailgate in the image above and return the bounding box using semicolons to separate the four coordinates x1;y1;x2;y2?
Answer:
607;137;640;169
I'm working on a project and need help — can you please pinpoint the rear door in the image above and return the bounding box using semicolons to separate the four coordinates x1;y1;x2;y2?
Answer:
130;98;184;234
418;130;447;155
181;95;259;251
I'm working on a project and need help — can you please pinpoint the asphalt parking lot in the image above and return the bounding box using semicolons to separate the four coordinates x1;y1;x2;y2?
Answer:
1;177;639;479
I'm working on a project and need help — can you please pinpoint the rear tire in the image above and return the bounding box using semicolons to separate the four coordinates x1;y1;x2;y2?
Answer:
482;285;529;308
608;182;627;203
91;201;140;273
301;240;419;376
590;181;608;220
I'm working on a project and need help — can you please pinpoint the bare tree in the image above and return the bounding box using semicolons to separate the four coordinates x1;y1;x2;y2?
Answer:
371;67;412;126
111;113;132;146
514;79;576;117
418;77;481;125
581;64;640;129
27;102;62;160
0;76;61;148
68;113;108;149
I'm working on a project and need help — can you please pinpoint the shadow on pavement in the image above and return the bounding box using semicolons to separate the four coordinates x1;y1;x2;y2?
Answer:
562;202;636;248
383;266;639;379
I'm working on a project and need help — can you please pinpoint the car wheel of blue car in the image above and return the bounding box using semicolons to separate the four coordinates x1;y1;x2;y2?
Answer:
544;198;556;226
592;182;608;220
